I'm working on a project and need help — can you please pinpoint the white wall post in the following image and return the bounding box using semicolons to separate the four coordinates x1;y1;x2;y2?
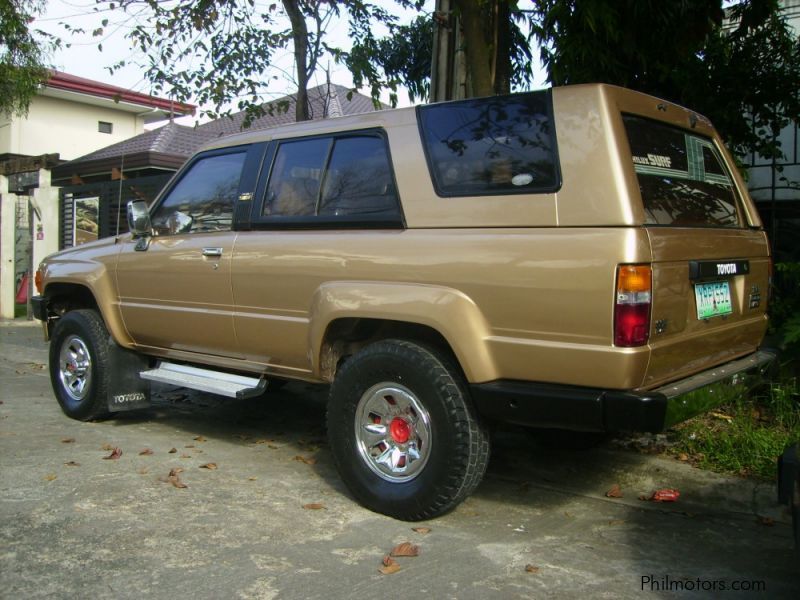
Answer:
0;176;18;319
31;169;60;275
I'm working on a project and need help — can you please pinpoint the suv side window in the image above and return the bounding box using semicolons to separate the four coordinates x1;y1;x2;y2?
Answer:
151;151;247;236
418;91;560;196
260;133;402;223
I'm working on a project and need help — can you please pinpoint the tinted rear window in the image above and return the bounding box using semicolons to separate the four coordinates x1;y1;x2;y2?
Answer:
418;92;559;196
623;115;744;227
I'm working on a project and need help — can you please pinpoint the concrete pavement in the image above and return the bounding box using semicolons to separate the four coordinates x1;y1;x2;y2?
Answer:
1;321;797;598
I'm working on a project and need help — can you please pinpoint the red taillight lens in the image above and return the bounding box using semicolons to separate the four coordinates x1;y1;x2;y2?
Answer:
614;264;651;347
34;268;43;295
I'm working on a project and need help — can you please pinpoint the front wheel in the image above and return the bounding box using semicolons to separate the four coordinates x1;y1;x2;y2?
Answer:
49;309;112;421
327;339;490;521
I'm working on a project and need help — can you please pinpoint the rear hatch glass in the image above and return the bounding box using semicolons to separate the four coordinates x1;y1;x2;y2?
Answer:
622;115;769;388
623;114;745;228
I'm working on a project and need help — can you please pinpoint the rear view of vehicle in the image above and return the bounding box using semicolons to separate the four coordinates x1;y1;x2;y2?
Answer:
611;88;773;418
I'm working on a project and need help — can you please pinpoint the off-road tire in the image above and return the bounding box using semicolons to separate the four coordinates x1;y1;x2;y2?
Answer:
49;309;112;421
327;339;490;521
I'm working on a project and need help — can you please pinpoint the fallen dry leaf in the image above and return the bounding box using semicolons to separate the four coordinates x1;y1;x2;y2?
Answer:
169;475;188;489
199;463;217;470
379;556;401;575
61;437;75;444
44;473;57;481
101;443;114;451
710;411;733;422
64;461;80;467
678;453;689;462
139;448;154;456
267;444;279;450
193;435;207;442
294;455;317;465
608;519;626;526
525;564;540;574
605;484;623;498
248;476;257;481
650;489;680;502
302;503;326;510
102;447;122;460
168;447;177;454
137;467;149;475
184;444;195;449
390;542;419;557
180;454;191;458
412;527;431;534
168;468;187;488
757;516;775;527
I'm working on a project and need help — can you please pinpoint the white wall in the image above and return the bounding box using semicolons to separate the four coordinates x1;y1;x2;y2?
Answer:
1;94;145;161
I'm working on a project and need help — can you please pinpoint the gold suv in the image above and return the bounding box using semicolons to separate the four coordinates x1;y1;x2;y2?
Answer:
33;84;775;520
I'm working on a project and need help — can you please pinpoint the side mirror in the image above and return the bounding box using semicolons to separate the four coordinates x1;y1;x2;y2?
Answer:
126;201;151;237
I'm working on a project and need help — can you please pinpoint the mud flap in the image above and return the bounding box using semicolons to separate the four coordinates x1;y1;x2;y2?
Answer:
106;338;151;412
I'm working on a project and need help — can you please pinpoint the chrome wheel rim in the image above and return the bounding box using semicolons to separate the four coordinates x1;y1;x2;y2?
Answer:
58;335;92;402
355;382;432;483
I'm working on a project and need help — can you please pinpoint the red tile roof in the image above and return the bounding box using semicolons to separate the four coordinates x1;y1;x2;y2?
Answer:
47;71;196;116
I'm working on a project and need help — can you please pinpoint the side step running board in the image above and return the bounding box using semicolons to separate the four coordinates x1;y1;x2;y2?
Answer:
140;362;266;399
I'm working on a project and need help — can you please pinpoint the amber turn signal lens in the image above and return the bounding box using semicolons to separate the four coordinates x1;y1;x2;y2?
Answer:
34;269;43;294
617;265;652;293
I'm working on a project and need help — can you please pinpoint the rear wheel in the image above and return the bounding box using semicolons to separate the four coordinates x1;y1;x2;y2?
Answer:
49;309;111;421
327;339;490;521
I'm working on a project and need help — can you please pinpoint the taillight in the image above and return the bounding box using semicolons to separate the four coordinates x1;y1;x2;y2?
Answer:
614;264;652;347
34;268;43;295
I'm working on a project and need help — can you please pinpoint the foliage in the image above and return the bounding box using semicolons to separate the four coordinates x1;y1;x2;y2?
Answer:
670;377;800;479
530;0;800;164
769;262;800;362
344;1;534;103
0;0;53;117
90;1;397;125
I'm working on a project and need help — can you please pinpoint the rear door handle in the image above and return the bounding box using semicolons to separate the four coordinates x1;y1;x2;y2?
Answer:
202;247;223;257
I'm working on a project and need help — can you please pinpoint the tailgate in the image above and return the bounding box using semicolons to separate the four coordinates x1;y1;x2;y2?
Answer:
620;112;771;389
644;227;770;389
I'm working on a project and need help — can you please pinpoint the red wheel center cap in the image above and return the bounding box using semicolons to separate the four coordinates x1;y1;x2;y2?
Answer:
389;417;411;444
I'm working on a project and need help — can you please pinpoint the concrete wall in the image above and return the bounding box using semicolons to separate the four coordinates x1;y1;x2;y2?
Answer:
0;170;59;319
0;177;17;319
1;95;146;161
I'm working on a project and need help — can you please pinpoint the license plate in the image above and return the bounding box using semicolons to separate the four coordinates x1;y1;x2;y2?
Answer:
694;281;733;320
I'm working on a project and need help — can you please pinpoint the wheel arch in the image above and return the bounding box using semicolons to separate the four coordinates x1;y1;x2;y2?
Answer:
309;282;498;383
42;281;132;347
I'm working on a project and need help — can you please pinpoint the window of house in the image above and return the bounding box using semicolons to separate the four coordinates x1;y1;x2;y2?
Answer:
150;151;247;235
98;121;113;134
262;134;401;221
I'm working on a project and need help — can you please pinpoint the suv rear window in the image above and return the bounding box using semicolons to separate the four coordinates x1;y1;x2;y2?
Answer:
418;92;560;196
623;115;744;228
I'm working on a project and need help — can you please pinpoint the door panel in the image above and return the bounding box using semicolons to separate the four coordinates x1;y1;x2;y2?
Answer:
116;232;240;357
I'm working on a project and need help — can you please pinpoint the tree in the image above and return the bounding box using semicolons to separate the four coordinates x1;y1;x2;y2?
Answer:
96;0;397;125
0;0;52;116
344;0;532;102
531;0;800;162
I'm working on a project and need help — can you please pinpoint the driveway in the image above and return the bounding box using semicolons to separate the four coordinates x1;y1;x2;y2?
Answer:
1;322;797;598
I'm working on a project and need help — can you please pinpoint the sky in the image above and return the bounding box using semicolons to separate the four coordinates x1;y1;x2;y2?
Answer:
34;0;546;125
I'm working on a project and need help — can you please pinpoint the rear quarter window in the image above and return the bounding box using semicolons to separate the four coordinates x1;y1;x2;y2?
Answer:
623;115;744;228
418;92;560;196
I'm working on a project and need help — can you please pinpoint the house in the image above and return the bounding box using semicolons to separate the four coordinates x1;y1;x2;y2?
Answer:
49;83;386;250
0;71;195;318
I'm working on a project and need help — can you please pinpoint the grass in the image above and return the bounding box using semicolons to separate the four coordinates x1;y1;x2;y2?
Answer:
14;304;28;319
668;373;800;480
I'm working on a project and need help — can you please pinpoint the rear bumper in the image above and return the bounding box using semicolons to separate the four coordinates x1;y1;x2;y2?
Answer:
470;350;776;433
